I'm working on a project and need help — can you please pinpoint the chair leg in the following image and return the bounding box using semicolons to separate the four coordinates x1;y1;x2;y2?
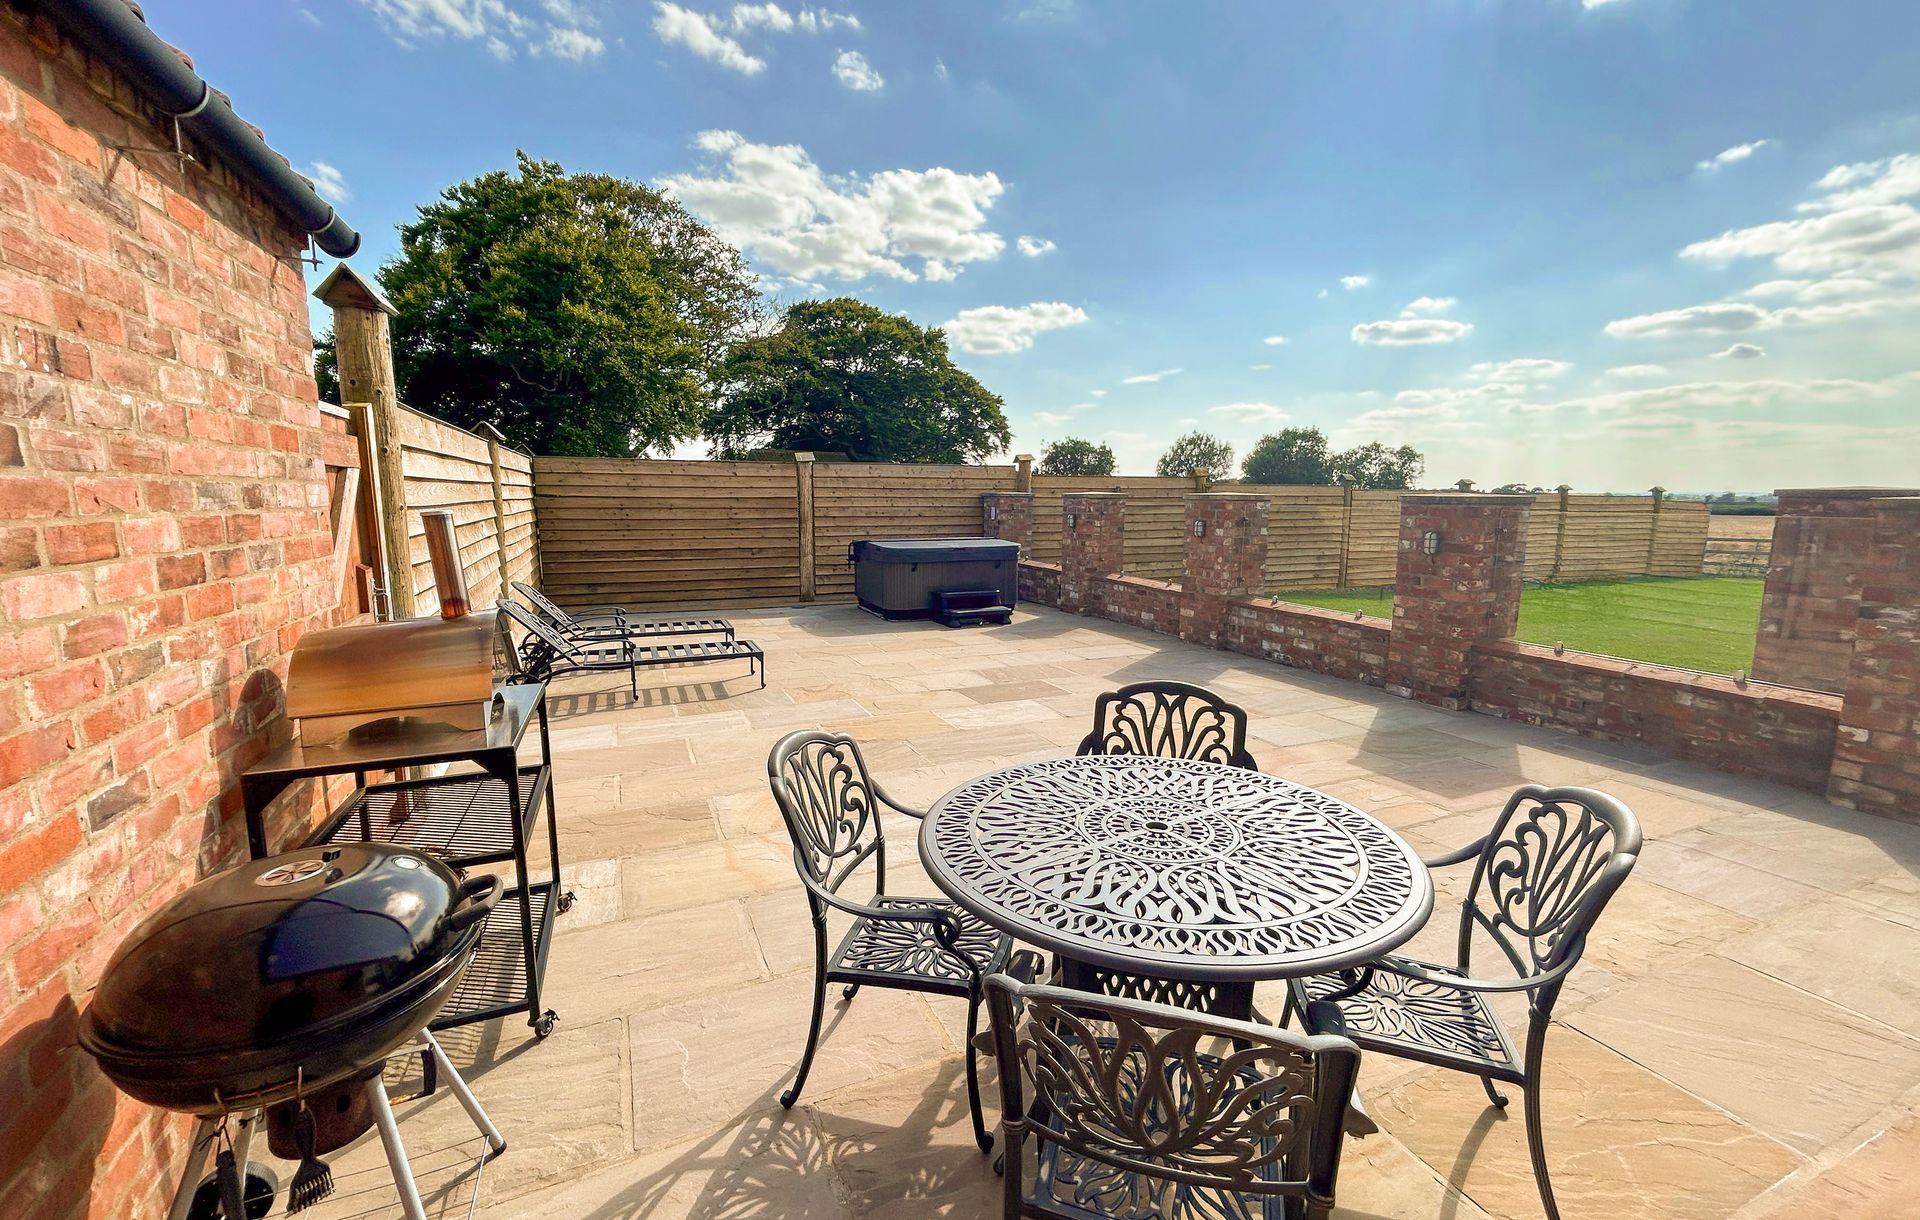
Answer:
1481;1075;1510;1108
782;921;828;1109
1522;1020;1559;1220
841;982;861;1002
964;983;994;1154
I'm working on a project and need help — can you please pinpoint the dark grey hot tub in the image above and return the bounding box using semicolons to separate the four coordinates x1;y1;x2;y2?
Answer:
849;538;1018;626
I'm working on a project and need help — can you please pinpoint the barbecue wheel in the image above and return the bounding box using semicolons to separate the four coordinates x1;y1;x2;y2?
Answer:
534;1010;559;1038
185;1161;277;1219
558;890;576;913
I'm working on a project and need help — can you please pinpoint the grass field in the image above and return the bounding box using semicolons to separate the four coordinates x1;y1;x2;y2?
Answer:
1278;576;1765;673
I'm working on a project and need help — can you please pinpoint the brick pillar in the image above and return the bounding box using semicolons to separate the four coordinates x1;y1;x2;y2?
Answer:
1753;487;1920;691
1387;494;1531;709
1060;493;1124;614
982;491;1034;556
1828;497;1920;822
1181;493;1270;647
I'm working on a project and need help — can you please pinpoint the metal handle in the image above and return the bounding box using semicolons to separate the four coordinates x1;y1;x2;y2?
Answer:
446;874;502;933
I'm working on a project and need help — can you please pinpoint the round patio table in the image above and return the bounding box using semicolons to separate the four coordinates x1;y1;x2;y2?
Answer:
918;754;1433;996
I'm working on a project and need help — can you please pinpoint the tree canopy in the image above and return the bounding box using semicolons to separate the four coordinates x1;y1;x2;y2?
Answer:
1156;431;1234;479
706;298;1010;463
326;153;762;457
1040;437;1116;476
1333;442;1425;490
1241;427;1334;484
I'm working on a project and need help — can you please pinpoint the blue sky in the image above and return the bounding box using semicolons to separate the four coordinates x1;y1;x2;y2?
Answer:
163;0;1920;490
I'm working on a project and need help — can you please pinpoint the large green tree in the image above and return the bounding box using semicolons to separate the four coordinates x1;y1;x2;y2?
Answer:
1155;431;1234;479
1241;427;1334;484
321;153;762;457
1333;442;1425;490
706;298;1010;463
1040;437;1116;476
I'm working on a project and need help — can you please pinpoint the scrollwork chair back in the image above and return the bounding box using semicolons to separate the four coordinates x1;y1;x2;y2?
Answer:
1076;680;1258;771
987;974;1358;1220
768;731;889;901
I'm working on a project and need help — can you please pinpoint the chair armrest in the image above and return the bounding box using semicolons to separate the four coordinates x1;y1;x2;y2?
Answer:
1421;835;1490;869
1370;954;1576;994
872;779;930;821
792;856;964;947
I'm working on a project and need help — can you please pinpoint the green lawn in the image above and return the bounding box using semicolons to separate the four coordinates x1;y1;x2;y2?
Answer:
1277;576;1765;674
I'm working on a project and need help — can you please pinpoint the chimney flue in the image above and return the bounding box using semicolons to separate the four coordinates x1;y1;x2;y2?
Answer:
420;511;469;620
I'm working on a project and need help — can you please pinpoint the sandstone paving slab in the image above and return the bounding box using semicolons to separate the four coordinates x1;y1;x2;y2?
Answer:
956;680;1069;704
819;710;957;742
615;709;751;745
623;834;794;916
935;699;1070;730
1369;1028;1802;1220
1628;839;1828;922
545;899;765;1028
1734;1101;1920;1220
1720;895;1920;1038
809;1060;1004;1219
628;972;951;1155
1568;954;1920;1154
557;795;717;860
1332;1126;1498;1220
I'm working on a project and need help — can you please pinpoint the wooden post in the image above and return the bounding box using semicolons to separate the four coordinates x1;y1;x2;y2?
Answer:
315;266;415;618
341;400;389;616
1337;486;1355;589
1192;467;1210;491
1014;453;1033;493
484;424;512;604
1550;484;1572;582
1645;485;1665;576
795;452;817;602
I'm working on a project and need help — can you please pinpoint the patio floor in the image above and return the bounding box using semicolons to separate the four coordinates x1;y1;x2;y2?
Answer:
308;604;1920;1220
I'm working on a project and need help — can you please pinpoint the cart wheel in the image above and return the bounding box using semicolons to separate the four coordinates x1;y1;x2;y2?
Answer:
534;1011;559;1039
558;890;576;914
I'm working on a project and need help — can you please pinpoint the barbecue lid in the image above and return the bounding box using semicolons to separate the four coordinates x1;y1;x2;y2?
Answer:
82;844;475;1059
849;538;1018;563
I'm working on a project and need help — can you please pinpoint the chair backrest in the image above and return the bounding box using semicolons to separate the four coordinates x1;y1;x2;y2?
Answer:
498;598;585;665
510;581;576;628
1076;680;1257;769
766;730;888;897
1455;785;1642;991
986;974;1357;1218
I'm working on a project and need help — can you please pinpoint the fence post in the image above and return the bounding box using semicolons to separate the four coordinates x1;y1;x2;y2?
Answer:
1337;486;1355;588
316;265;416;618
483;423;511;603
1191;466;1210;491
1014;453;1033;493
1645;485;1665;576
1549;484;1572;581
795;452;817;602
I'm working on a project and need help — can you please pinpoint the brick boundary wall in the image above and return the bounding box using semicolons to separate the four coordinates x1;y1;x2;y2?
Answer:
1469;641;1842;793
1220;598;1392;686
1828;498;1920;818
0;14;348;1217
1017;559;1060;605
1089;573;1180;636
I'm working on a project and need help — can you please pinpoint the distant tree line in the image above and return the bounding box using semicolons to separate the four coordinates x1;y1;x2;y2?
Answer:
1036;426;1426;490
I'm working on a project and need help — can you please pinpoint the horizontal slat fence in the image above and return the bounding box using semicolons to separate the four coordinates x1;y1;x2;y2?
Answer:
396;406;507;608
812;463;1014;600
1030;475;1193;579
534;458;803;608
498;447;538;592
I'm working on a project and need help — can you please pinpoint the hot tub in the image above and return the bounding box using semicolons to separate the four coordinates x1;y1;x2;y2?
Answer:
848;538;1018;625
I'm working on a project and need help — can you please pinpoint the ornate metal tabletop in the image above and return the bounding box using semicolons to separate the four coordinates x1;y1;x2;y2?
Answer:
919;755;1433;981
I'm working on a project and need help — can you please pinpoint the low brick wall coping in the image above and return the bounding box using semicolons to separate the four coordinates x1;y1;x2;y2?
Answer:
1231;595;1391;630
1475;639;1844;712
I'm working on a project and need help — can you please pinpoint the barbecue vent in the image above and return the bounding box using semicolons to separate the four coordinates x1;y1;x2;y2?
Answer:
286;511;514;743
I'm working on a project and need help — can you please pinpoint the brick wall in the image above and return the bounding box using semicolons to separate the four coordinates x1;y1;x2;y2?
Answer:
1180;493;1269;647
1387;495;1530;709
1059;492;1124;615
1470;641;1842;793
1220;598;1391;686
1017;558;1060;606
982;491;1033;557
1828;498;1920;820
1751;488;1919;692
0;14;345;1217
1089;573;1180;635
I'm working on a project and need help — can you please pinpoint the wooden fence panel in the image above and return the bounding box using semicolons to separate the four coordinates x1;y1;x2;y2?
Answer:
396;407;504;609
1237;486;1347;589
1649;500;1710;577
1555;494;1657;580
499;448;539;592
1524;495;1562;581
812;464;1015;599
534;458;802;608
1031;475;1192;578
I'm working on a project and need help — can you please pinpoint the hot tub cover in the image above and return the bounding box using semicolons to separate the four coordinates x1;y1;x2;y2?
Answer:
849;538;1018;563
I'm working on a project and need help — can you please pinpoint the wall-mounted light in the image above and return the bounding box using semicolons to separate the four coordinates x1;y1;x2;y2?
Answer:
1066;512;1078;529
1191;519;1207;538
1421;529;1442;558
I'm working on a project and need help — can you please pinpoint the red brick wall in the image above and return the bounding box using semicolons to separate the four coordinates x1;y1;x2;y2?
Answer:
1221;598;1391;686
1388;495;1530;709
1752;489;1918;693
1089;573;1180;636
1059;493;1124;615
1180;493;1269;647
1828;498;1920;821
982;491;1034;557
1017;558;1060;606
1469;641;1841;792
0;14;344;1217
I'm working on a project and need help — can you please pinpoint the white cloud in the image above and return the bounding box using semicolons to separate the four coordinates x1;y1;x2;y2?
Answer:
1208;402;1289;424
1712;342;1766;360
1400;296;1457;317
1538;374;1909;415
1351;318;1473;346
1604;301;1771;338
361;0;553;55
1583;0;1627;8
1250;363;1273;371
1316;288;1329;300
1120;368;1184;384
1034;411;1072;427
1605;364;1669;379
1341;275;1371;290
660;131;1007;283
1468;357;1571;383
729;2;792;30
934;57;949;79
303;161;351;204
653;2;764;72
1695;139;1772;174
543;25;604;57
1089;389;1107;398
1016;235;1056;257
832;49;883;91
796;7;859;32
1261;334;1287;346
941;302;1087;355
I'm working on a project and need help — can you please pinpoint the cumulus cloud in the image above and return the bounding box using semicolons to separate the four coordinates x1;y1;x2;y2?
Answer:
940;302;1087;355
729;2;792;30
543;25;604;57
797;7;859;31
1604;301;1771;338
832;49;883;90
1250;363;1273;371
1261;335;1287;346
1538;374;1908;415
1120;368;1184;384
1400;296;1457;317
660;131;1007;283
1712;342;1766;360
1208;402;1289;423
1089;389;1107;398
1469;357;1571;383
1695;139;1772;174
303;161;351;204
1341;275;1371;290
362;0;600;58
1016;235;1056;257
653;2;764;72
1351;318;1473;346
1605;364;1669;379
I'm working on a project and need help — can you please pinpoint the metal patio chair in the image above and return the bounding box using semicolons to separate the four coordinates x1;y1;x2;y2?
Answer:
987;972;1360;1220
1076;680;1258;770
509;580;734;645
1287;785;1641;1220
768;730;1013;1151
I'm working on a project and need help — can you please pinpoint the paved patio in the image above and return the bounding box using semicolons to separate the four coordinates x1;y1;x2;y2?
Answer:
310;604;1919;1219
